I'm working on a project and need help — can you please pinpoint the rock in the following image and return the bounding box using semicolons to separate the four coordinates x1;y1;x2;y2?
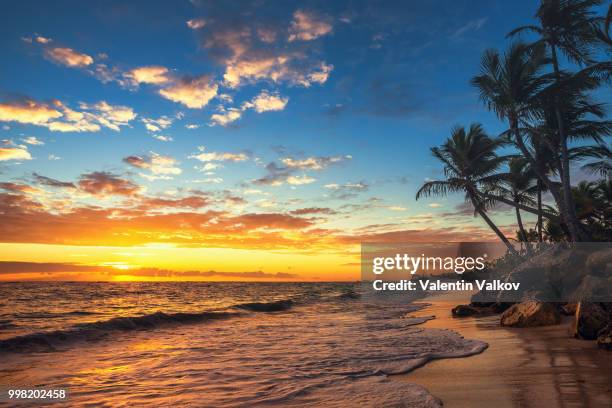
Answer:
561;302;577;316
597;325;612;350
452;304;481;317
586;247;612;276
574;302;610;340
500;301;561;327
491;302;513;313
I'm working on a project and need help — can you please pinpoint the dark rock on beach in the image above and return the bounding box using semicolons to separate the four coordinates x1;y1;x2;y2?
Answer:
597;325;612;350
574;302;610;340
500;301;561;328
452;305;482;317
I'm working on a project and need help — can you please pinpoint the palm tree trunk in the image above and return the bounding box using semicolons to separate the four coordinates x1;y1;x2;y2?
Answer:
550;45;583;242
537;180;543;242
475;206;517;255
511;124;568;223
514;197;531;254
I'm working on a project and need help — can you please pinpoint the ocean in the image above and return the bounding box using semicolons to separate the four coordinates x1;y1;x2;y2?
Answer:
0;282;486;407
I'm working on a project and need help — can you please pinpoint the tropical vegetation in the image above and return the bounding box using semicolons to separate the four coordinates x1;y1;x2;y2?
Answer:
417;0;611;247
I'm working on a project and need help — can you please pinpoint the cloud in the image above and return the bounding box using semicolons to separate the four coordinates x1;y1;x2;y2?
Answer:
324;182;369;199
243;91;288;113
35;36;51;44
32;173;76;189
0;261;299;280
76;101;136;131
288;10;333;42
152;134;173;142
210;108;243;127
0;182;44;195
223;55;332;88
138;195;208;210
78;172;141;196
124;66;170;86
191;177;223;184
189;146;248;162
210;90;289;127
281;155;350;170
0;146;31;161
187;18;206;29
141;116;173;132
159;75;218;108
195;6;333;89
428;203;442;208
0;98;136;133
290;207;337;215
45;47;94;67
123;153;181;179
253;162;292;186
254;154;348;187
21;136;44;145
286;175;316;185
0;100;62;125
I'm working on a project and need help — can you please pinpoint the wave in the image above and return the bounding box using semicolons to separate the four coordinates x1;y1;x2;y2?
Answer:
0;310;240;353
0;298;303;353
236;299;294;312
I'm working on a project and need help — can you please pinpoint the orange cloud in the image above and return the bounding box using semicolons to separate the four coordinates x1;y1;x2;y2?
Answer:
159;76;218;108
45;47;94;67
0;145;31;161
0;100;62;124
288;10;333;42
78;172;141;197
125;66;170;85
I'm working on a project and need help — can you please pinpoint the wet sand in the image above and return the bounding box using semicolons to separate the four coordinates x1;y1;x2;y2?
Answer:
399;293;612;408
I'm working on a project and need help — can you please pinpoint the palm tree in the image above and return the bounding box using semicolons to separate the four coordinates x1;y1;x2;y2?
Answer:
508;0;604;241
470;42;573;237
573;144;612;177
496;157;538;252
416;124;517;253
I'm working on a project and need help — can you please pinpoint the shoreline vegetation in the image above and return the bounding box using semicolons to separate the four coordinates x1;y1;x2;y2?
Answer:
414;0;612;352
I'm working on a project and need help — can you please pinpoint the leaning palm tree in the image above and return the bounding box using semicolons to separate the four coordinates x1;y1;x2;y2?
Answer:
495;157;539;252
470;42;577;237
416;124;517;253
509;0;604;241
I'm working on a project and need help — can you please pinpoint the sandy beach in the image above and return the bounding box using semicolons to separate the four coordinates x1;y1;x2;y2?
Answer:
400;294;612;408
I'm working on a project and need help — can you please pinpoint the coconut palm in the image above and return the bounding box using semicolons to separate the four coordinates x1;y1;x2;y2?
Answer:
470;42;575;235
495;157;539;252
508;0;604;240
573;144;612;177
416;124;517;253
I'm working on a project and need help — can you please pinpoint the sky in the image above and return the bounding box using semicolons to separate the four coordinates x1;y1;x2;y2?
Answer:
0;0;596;281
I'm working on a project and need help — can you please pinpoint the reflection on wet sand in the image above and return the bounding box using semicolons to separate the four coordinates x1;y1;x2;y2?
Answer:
402;298;612;408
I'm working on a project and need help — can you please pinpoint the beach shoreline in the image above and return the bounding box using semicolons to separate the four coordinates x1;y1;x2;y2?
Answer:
398;293;612;408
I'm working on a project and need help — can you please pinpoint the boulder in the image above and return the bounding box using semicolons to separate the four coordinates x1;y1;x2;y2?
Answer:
574;302;610;340
586;247;612;276
452;304;481;317
500;301;561;327
597;325;612;351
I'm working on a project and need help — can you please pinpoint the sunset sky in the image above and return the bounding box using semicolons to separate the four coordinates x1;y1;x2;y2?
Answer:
0;0;551;281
